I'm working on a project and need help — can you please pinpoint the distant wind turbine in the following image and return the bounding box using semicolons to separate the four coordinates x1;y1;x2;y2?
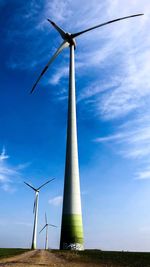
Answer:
30;13;143;250
24;179;55;249
39;212;57;250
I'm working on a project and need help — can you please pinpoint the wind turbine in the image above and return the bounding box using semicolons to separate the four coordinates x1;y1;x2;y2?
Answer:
39;213;57;250
24;179;55;249
30;13;143;250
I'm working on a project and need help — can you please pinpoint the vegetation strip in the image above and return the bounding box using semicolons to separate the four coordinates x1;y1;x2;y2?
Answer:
0;248;29;259
51;249;150;267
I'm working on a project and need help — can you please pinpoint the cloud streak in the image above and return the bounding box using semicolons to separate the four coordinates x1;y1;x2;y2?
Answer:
135;170;150;180
49;66;69;85
95;114;150;179
49;195;63;206
0;147;29;193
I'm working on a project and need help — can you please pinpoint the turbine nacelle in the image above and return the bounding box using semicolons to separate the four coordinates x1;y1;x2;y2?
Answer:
47;19;76;47
65;33;76;48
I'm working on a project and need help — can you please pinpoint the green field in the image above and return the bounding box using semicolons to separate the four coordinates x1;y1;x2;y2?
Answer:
1;248;150;266
52;249;150;267
0;248;29;259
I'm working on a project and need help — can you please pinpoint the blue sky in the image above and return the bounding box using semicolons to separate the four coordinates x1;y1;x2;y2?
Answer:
0;0;150;251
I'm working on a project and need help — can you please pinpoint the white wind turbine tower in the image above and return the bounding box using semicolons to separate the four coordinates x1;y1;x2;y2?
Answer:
39;213;57;250
30;13;143;250
24;179;54;249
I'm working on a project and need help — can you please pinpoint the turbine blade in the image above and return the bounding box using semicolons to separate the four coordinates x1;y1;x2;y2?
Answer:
24;181;36;191
48;224;57;227
30;41;69;94
39;224;46;233
45;212;47;224
37;178;55;191
71;14;144;38
47;19;66;40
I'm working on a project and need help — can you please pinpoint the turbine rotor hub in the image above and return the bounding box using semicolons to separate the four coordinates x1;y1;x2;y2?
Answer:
65;33;76;48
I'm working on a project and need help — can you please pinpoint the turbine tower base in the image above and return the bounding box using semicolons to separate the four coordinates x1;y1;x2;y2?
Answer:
60;213;84;250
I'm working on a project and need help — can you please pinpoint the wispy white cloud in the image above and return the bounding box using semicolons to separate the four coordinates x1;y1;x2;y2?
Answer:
16;162;31;171
78;79;119;102
0;147;18;186
99;54;150;120
37;0;73;30
1;184;16;193
76;2;149;119
135;170;150;180
0;147;29;193
49;195;63;206
94;133;124;143
95;116;150;178
96;121;150;154
49;66;69;85
0;147;9;161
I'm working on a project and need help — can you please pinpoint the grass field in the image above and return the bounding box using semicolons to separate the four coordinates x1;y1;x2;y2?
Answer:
0;248;29;259
52;249;150;267
1;248;150;266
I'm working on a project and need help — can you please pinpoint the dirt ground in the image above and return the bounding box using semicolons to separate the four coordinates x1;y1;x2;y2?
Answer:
0;249;106;267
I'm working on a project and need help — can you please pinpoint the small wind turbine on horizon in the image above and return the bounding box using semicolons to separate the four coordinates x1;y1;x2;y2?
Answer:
39;212;57;250
24;179;55;249
30;13;143;250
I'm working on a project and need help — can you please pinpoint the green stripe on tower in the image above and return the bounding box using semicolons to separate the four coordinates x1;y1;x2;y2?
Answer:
60;214;84;249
